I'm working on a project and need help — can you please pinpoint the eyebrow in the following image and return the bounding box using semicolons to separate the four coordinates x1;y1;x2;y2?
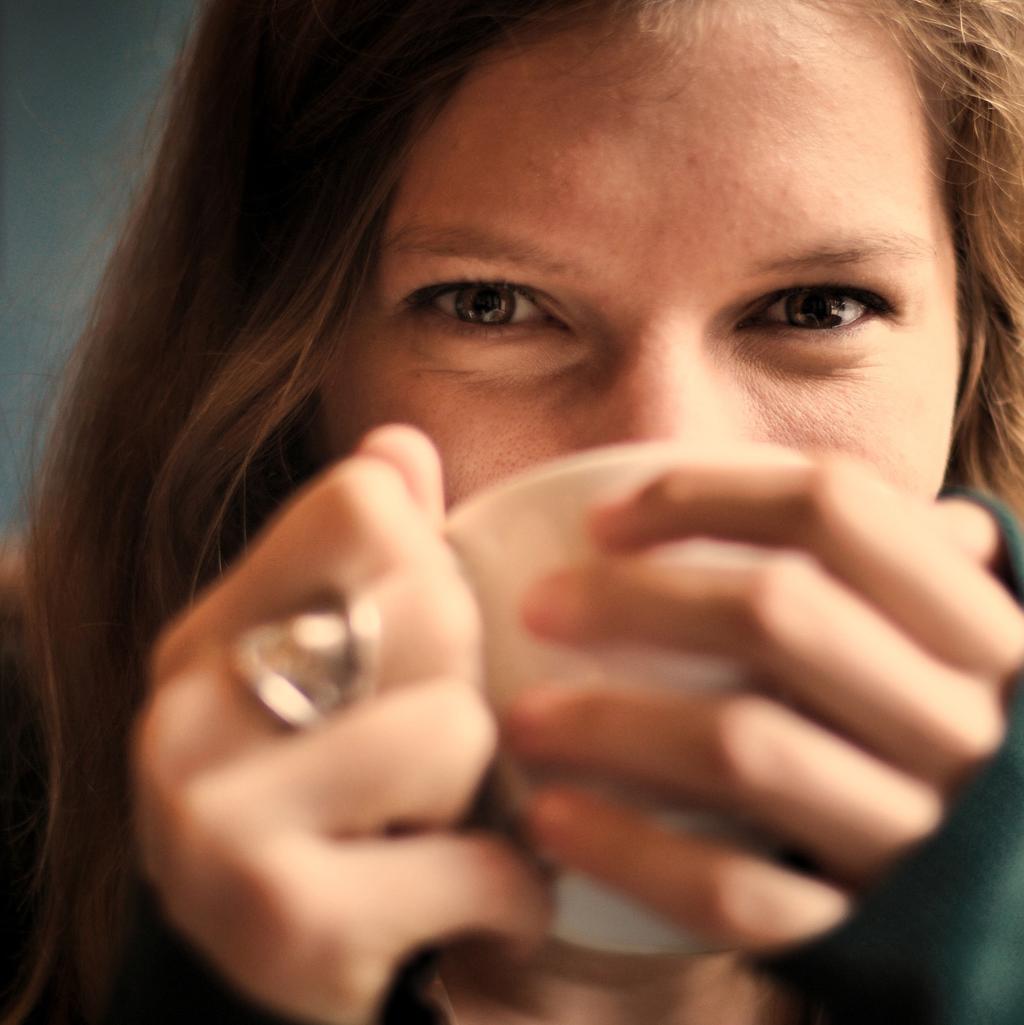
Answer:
384;224;937;277
750;233;937;275
383;224;575;276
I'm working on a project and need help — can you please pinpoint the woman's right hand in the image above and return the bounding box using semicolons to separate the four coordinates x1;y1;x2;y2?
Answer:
133;424;551;1025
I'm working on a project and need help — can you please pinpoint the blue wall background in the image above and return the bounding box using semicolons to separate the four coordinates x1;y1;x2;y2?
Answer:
0;1;195;526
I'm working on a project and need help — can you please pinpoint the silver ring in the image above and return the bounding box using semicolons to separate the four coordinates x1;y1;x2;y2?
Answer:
234;595;381;730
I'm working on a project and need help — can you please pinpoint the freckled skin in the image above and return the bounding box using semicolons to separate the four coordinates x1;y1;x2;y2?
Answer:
321;0;959;505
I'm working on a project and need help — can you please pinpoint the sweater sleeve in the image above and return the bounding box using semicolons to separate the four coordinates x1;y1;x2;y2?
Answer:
756;488;1024;1025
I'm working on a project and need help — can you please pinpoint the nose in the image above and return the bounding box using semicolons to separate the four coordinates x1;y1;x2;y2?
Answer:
577;327;750;451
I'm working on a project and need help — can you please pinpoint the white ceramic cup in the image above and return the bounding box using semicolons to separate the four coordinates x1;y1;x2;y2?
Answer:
446;441;807;955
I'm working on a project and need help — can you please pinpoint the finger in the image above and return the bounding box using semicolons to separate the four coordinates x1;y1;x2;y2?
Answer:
355;423;446;530
206;457;457;637
188;831;550;1025
589;458;1024;681
195;680;498;835
311;832;551;953
524;788;851;952
153;456;475;696
930;497;1006;570
523;555;1007;786
143;575;484;771
152;457;419;675
505;686;942;885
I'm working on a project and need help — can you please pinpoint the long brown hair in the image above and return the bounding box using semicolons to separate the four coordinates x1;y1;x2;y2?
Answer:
6;1;1024;1021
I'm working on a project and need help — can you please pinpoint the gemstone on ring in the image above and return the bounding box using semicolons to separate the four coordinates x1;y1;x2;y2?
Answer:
234;600;379;730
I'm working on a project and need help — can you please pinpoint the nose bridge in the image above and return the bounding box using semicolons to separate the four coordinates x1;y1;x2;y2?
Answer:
586;324;745;449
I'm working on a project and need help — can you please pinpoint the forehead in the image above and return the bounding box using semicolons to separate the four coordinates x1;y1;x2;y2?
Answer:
385;1;947;282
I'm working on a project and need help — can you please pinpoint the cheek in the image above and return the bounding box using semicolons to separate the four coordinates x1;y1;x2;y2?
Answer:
879;325;961;495
880;390;958;497
748;369;956;498
322;309;962;505
318;346;569;505
433;420;570;506
399;388;602;506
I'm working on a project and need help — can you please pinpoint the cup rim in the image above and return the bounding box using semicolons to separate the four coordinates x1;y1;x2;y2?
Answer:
445;440;695;531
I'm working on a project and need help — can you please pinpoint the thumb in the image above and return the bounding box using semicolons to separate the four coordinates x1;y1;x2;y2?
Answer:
355;424;447;529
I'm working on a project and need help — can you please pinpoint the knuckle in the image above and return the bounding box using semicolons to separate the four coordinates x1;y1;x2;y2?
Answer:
690;857;760;939
323;458;408;521
306;465;371;534
133;664;217;782
639;469;691;510
425;683;499;773
798;455;864;535
318;457;399;504
739;556;815;649
810;451;866;497
371;683;498;825
705;695;781;794
931;499;1002;567
299;460;409;557
133;680;189;783
404;571;482;673
444;830;552;937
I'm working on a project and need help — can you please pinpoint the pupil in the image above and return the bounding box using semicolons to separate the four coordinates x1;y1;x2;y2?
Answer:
788;291;844;329
458;286;512;324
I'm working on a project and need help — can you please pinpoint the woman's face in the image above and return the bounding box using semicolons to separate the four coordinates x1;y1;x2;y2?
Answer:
320;0;960;506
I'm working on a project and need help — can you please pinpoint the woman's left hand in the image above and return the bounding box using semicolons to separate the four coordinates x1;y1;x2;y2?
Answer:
505;455;1024;951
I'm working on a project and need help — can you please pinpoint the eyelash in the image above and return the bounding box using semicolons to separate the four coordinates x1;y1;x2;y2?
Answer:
403;279;896;337
743;285;896;336
404;281;551;339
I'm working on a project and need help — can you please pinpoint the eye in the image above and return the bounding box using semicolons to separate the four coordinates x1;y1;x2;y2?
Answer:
760;288;884;330
410;282;548;327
